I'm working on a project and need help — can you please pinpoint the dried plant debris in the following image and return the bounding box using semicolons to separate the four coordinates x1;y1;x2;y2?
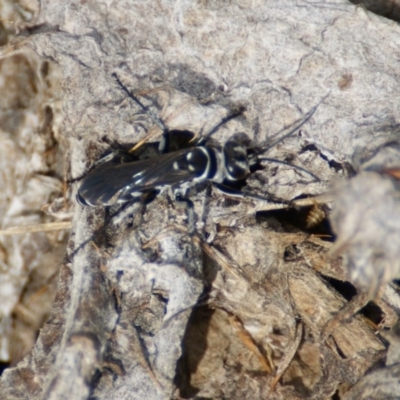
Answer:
329;141;400;299
172;224;391;399
342;321;400;400
322;140;400;397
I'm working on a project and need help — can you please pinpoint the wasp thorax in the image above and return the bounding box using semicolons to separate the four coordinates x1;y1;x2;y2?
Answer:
223;140;250;180
186;149;209;174
171;148;209;176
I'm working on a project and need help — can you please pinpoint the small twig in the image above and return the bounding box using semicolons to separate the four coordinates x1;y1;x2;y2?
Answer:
0;221;72;235
270;321;303;391
229;314;274;374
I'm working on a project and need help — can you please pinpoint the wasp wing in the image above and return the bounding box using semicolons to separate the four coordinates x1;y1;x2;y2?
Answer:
78;147;208;206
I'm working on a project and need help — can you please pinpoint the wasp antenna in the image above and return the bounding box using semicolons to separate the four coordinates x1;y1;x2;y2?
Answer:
258;157;321;182
261;92;330;153
200;106;246;144
261;106;316;153
112;73;168;133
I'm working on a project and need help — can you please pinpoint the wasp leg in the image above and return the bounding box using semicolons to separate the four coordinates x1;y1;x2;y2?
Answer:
212;182;290;210
174;191;196;235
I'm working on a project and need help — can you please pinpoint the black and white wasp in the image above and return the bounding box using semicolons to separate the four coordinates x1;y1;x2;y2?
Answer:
77;73;320;208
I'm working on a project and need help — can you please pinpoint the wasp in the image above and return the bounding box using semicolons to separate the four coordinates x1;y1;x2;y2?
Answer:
77;73;320;207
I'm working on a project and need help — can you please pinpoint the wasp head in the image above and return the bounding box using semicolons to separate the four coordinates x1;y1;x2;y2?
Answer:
223;132;253;181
